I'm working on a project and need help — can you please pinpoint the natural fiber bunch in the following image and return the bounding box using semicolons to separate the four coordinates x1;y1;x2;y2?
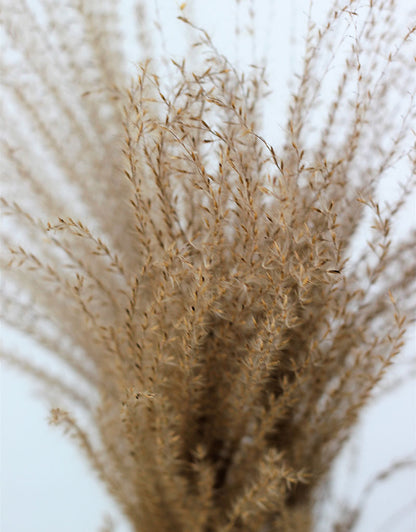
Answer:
1;1;415;531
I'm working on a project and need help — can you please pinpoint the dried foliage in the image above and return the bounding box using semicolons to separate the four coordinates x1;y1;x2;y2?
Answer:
1;1;415;531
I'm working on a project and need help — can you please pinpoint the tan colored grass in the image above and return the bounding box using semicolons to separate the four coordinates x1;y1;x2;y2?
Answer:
1;1;415;531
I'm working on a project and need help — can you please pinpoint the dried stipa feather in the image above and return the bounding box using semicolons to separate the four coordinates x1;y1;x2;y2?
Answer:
1;1;415;531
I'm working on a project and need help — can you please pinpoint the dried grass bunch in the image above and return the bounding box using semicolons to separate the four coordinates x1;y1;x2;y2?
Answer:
1;1;415;531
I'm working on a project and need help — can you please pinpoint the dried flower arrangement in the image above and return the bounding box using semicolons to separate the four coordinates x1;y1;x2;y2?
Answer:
1;1;415;531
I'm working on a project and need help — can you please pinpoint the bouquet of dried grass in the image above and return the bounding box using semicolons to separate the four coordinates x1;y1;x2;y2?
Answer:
1;1;415;531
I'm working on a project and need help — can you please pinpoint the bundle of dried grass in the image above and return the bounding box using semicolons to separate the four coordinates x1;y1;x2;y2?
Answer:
1;1;415;530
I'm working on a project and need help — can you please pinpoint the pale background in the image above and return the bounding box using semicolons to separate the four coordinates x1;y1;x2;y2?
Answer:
1;1;415;530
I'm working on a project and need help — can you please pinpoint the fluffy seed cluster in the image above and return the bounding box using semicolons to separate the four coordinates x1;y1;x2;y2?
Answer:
1;1;415;531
